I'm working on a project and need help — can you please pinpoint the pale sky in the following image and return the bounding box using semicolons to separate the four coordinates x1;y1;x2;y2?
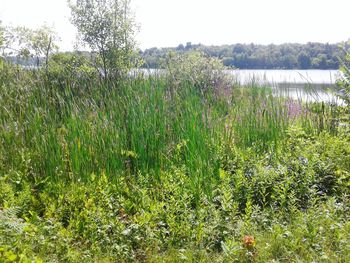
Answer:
0;0;349;51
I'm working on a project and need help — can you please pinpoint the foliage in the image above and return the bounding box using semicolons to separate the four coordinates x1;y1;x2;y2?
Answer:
337;43;350;105
165;51;231;96
27;25;59;68
0;24;59;68
48;51;97;85
0;58;349;261
141;42;342;70
0;21;4;69
69;0;138;81
0;21;4;51
0;131;349;261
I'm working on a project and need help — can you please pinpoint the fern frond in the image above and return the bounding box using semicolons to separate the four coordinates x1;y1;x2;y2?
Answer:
0;207;26;234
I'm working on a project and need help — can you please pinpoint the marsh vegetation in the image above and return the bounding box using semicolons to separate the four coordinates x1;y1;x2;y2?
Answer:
0;1;350;262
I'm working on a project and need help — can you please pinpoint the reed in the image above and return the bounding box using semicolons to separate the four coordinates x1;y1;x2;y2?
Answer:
1;63;349;261
0;65;339;184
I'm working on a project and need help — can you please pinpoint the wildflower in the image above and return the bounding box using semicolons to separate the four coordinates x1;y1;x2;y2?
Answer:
242;235;256;249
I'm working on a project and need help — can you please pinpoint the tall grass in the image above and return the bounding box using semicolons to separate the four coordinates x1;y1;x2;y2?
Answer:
0;64;339;189
1;63;349;261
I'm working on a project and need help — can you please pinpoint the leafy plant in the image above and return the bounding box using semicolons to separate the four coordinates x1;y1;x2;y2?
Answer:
165;50;231;97
337;43;350;103
68;0;138;81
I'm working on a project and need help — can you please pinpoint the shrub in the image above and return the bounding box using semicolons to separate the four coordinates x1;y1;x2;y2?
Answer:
337;42;350;105
164;51;231;96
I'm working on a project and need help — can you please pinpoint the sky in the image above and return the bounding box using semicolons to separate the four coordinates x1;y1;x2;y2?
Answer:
0;0;349;51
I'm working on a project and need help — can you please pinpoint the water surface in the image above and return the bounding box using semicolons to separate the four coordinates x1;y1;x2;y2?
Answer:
230;69;340;85
230;70;343;104
138;69;344;104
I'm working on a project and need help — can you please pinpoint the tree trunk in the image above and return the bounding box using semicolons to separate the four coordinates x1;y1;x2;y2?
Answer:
45;36;52;74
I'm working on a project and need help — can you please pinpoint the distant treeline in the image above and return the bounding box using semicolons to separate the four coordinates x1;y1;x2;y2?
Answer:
5;42;346;70
140;42;345;69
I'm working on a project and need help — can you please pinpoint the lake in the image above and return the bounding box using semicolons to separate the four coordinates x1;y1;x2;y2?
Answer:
228;69;343;104
230;69;340;85
138;68;344;104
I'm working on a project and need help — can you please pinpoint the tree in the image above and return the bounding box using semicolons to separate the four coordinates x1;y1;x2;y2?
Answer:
28;25;59;69
278;54;295;69
0;21;4;49
185;42;192;50
69;0;137;81
0;21;4;69
0;24;58;69
176;44;184;51
0;22;16;58
297;52;311;69
0;25;33;63
317;54;328;69
140;43;342;70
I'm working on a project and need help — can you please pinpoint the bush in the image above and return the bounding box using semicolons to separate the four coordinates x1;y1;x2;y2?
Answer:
164;51;231;96
337;43;350;105
48;52;96;82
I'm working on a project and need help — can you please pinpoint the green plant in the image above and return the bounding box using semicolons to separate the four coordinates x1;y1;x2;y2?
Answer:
164;50;231;97
68;0;138;81
0;55;349;261
337;43;350;105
